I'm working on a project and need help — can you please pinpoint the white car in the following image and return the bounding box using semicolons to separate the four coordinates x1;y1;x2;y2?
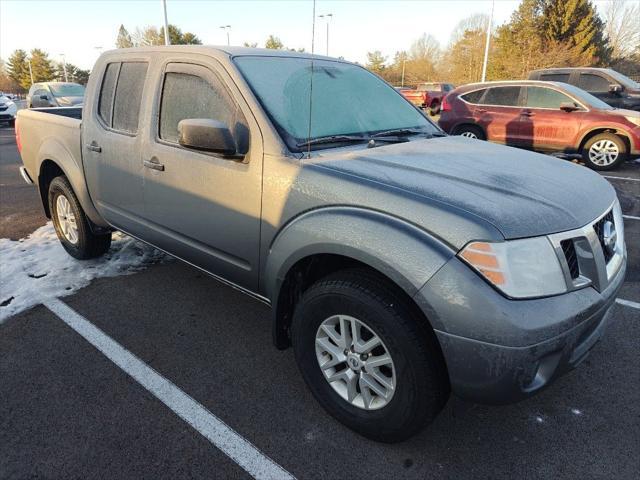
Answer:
0;95;18;126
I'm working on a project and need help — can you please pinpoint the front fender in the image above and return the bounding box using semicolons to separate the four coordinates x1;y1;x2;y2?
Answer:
263;206;455;302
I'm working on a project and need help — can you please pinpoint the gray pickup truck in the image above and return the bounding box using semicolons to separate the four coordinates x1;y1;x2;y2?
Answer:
16;46;627;442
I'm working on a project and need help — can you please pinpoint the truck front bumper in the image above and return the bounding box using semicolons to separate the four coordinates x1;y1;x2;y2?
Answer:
415;255;626;404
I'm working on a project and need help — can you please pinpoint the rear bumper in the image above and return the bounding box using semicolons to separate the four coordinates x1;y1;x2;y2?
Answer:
415;254;626;404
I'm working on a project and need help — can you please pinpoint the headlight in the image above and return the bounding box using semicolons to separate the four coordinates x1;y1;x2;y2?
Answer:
625;116;640;127
6;100;15;106
459;237;566;298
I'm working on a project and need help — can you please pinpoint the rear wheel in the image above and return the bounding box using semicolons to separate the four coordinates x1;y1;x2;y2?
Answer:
291;269;449;442
454;124;485;140
48;176;111;259
581;133;627;170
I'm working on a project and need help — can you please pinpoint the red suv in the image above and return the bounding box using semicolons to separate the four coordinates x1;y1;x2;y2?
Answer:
438;80;640;170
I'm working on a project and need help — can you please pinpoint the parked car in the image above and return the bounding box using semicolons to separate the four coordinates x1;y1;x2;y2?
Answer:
528;68;640;111
400;82;454;115
439;80;640;170
26;82;85;108
16;47;626;442
0;94;18;126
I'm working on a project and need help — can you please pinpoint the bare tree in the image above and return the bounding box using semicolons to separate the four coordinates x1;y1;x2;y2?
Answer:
604;0;640;60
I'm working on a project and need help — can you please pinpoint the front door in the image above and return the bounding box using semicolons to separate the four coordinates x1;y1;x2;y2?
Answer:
520;86;586;152
141;61;262;291
83;61;149;234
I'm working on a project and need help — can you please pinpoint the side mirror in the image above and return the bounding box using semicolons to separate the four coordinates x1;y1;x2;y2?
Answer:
560;102;579;112
608;83;622;94
178;118;238;157
39;94;49;100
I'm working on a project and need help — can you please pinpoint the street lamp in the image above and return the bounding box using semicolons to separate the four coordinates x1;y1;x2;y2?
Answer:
161;0;170;45
220;25;231;46
59;53;68;82
318;13;333;56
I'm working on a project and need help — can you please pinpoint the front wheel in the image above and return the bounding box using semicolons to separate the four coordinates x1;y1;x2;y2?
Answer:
49;176;112;259
291;269;449;442
581;133;627;170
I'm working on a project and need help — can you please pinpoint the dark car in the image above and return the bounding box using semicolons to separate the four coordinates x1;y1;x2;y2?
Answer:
528;68;640;111
438;80;640;170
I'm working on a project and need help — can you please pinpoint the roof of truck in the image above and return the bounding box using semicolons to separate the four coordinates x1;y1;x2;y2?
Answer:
101;45;338;62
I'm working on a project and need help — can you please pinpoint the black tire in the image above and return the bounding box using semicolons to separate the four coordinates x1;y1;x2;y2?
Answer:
581;133;627;170
428;101;440;116
48;176;111;259
291;269;449;443
453;124;485;140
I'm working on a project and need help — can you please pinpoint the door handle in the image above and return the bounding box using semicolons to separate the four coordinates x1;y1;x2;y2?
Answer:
86;142;102;153
520;111;534;117
144;159;165;171
476;108;487;113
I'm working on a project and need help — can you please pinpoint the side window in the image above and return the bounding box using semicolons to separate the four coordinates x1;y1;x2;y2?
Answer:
540;73;571;83
460;89;485;104
577;74;610;93
159;71;236;144
98;63;119;126
481;86;521;106
112;62;148;133
525;87;575;109
34;89;49;97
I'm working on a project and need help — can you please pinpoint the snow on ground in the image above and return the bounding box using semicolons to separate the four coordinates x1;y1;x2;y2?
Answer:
0;222;167;322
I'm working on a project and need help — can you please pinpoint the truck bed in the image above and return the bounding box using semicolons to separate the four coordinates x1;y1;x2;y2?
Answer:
16;107;83;183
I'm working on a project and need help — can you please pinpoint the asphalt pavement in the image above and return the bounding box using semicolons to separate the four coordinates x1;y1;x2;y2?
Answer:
1;123;639;479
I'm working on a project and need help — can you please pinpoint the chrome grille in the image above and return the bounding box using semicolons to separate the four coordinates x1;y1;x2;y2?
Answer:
549;202;625;293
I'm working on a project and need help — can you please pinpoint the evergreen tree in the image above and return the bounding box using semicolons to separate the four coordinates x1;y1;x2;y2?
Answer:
28;49;54;84
116;24;134;48
542;0;610;64
7;49;29;90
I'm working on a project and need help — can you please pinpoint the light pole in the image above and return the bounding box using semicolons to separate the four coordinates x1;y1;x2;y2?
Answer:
318;13;333;56
220;25;231;46
161;0;170;45
401;56;406;88
481;0;494;82
59;53;68;82
28;60;34;85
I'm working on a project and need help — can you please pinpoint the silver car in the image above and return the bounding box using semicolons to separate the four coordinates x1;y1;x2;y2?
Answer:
27;82;85;108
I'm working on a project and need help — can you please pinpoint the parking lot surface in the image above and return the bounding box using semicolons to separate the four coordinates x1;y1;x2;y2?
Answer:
1;122;639;479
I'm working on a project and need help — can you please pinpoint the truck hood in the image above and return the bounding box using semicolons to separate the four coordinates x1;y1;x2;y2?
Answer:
313;136;616;240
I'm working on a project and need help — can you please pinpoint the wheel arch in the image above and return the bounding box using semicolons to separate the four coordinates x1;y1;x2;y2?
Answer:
577;127;631;153
264;207;454;349
451;122;485;138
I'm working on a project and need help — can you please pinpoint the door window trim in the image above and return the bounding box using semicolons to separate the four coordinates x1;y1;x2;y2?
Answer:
94;58;150;138
459;85;524;108
154;60;246;155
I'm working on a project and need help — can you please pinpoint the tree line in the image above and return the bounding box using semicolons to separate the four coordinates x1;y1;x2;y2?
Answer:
367;0;639;86
1;49;90;93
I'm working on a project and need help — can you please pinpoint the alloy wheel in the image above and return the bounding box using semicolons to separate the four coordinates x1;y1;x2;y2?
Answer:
315;315;396;410
588;139;619;166
56;194;79;244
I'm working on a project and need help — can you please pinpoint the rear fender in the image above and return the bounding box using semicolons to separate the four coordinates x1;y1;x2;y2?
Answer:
37;137;107;228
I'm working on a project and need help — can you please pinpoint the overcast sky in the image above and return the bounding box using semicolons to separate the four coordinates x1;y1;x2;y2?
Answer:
0;0;615;70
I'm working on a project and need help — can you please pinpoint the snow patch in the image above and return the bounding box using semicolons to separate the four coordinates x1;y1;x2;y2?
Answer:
571;408;583;416
0;222;166;322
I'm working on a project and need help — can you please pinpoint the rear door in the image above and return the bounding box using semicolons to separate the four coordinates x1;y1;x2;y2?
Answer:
474;86;524;145
520;86;587;151
83;60;149;234
140;60;263;291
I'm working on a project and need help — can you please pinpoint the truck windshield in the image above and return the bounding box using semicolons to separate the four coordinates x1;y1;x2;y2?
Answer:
234;56;437;151
49;83;85;97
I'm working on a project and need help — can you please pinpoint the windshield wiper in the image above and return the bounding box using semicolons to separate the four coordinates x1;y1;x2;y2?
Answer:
371;128;447;139
296;135;369;148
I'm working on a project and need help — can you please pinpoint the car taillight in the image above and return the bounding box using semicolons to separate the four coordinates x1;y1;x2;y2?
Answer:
441;95;452;112
15;118;21;153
